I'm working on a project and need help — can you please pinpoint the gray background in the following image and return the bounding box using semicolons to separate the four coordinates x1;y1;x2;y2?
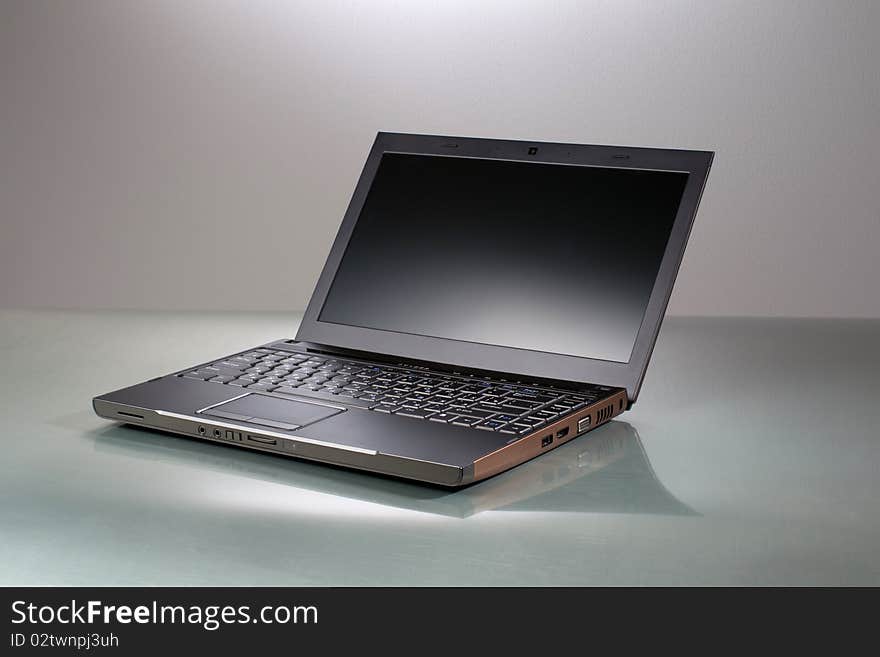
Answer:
2;0;878;316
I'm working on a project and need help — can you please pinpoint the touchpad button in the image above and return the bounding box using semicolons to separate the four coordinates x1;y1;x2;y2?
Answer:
202;393;343;429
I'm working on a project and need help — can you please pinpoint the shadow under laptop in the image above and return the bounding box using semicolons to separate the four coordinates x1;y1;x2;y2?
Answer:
89;420;695;518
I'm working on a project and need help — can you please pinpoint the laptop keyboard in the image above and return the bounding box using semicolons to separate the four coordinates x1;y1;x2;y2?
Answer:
180;347;614;436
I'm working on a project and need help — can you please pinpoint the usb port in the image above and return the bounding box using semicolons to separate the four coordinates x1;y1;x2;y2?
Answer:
541;435;553;448
556;427;569;439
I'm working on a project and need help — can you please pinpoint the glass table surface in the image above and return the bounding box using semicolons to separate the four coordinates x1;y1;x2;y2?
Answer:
1;310;877;585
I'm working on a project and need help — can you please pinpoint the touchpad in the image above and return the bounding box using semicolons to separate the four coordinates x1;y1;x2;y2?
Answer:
202;393;343;430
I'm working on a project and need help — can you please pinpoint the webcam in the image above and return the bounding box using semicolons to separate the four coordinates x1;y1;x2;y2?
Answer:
528;147;538;155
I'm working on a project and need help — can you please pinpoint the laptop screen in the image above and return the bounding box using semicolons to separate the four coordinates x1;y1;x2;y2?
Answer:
317;153;688;364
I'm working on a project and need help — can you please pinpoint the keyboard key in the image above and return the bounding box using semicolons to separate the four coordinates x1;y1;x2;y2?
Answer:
505;399;539;410
511;392;559;404
470;403;503;414
476;419;507;431
428;413;457;423
269;384;300;395
462;408;497;419
194;367;225;378
498;405;531;416
396;408;435;419
248;382;279;392
509;422;533;434
451;416;479;427
482;389;511;398
183;369;215;379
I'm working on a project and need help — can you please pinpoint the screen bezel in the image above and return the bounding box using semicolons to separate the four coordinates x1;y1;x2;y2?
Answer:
296;132;713;401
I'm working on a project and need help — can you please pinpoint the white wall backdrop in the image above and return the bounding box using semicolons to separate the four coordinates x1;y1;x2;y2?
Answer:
2;0;878;316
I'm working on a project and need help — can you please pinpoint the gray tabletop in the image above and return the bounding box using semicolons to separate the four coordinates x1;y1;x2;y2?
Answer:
2;310;878;586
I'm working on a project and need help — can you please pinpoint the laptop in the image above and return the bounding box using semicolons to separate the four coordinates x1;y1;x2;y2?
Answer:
93;132;713;486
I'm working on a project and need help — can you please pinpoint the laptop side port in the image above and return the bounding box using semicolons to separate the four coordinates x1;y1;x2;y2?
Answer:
541;434;553;448
577;416;591;433
246;434;278;446
556;426;569;439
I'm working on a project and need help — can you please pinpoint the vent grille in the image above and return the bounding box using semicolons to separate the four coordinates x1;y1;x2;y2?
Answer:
596;404;614;423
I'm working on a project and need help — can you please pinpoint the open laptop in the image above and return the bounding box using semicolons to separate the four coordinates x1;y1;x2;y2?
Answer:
93;132;713;486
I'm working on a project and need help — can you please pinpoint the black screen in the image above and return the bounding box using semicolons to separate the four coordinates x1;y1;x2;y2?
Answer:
318;153;688;363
